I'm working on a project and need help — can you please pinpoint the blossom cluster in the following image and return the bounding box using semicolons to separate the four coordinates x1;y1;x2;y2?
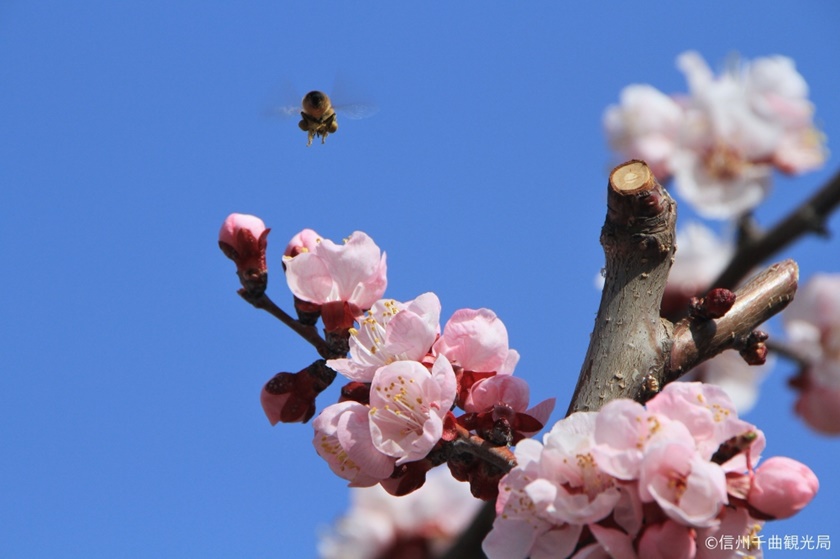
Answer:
483;382;818;559
604;51;826;219
219;216;555;496
314;290;554;495
783;274;840;434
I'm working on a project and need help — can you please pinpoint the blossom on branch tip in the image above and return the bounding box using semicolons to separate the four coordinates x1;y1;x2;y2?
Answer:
283;230;387;331
218;213;270;295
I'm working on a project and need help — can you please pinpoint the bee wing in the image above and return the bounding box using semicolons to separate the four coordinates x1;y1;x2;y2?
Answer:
333;102;379;120
266;104;302;119
263;79;303;119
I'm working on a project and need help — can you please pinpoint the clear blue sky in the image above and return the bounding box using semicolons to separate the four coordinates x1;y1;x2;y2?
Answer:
2;2;839;557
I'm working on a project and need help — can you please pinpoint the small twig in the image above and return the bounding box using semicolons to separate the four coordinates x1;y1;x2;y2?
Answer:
713;168;840;290
667;260;799;383
449;425;516;473
239;291;332;358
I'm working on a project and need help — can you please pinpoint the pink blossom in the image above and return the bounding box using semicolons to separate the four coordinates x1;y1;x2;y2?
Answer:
218;213;270;294
783;274;840;434
696;506;763;559
638;435;728;528
748;456;819;519
794;384;840;434
603;84;684;179
283;231;387;326
218;213;268;250
526;412;622;526
669;150;772;219
605;51;825;220
646;382;761;466
483;440;583;559
461;374;555;443
590;399;660;481
319;467;481;559
684;350;772;415
368;355;456;465
464;373;530;412
284;227;322;257
579;525;638;559
312;401;396;487
327;293;441;383
434;308;516;374
637;520;696;559
746;56;826;174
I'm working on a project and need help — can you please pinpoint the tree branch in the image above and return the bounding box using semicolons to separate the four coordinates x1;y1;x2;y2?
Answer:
238;291;333;358
445;160;808;558
712;168;840;290
666;260;798;383
568;160;677;414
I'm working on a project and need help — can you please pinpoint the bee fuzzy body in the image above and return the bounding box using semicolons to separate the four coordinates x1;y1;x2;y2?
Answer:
299;91;338;146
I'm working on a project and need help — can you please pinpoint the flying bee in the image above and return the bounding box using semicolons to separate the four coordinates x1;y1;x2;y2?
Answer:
270;87;377;147
298;91;338;146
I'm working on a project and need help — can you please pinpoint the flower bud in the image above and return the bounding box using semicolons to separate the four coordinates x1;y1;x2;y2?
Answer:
748;456;819;519
260;360;336;424
218;213;270;296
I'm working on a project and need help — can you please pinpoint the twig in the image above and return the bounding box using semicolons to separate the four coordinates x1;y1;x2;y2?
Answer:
666;260;799;383
712;168;840;289
239;291;332;358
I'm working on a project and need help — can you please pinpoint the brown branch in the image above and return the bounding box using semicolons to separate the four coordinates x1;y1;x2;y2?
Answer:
238;291;332;358
446;161;808;557
448;425;516;473
712;168;840;290
666;260;799;383
568;161;677;414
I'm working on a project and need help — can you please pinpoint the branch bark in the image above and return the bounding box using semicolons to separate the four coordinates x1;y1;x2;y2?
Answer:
568;161;677;413
569;161;800;413
667;260;798;383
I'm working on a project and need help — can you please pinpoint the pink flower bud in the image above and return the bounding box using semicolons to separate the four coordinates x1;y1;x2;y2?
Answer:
748;456;819;519
284;228;322;258
218;213;270;295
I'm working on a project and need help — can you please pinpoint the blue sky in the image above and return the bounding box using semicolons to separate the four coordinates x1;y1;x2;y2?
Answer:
2;2;839;557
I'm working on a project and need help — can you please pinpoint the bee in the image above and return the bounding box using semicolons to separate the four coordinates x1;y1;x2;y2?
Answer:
297;91;338;146
270;87;377;147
